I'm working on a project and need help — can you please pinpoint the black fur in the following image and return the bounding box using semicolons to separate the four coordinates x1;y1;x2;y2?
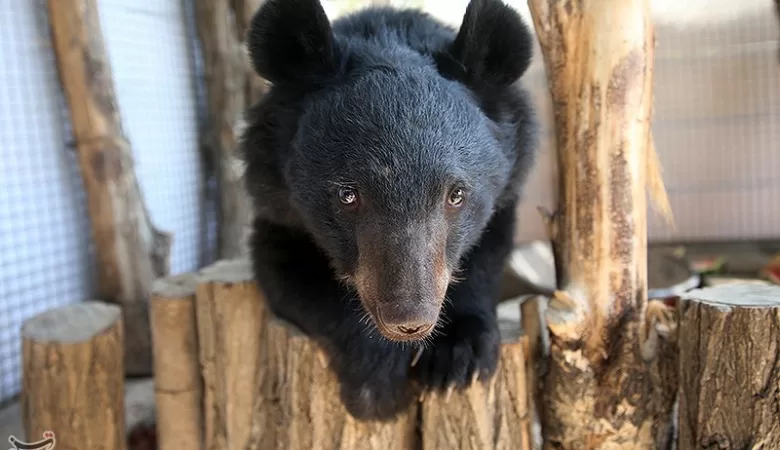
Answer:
241;0;538;421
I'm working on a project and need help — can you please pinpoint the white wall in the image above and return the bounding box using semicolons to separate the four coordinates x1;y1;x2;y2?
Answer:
0;0;203;403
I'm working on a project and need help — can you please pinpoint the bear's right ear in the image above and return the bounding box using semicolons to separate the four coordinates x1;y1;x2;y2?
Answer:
246;0;339;86
435;0;533;88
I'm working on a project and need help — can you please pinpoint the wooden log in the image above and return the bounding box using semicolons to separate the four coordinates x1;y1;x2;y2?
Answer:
421;319;533;450
46;0;172;376
194;258;534;449
527;0;678;448
195;259;266;450
677;284;780;449
150;274;203;450
520;295;545;449
21;301;126;450
247;317;418;450
194;259;417;450
191;0;266;259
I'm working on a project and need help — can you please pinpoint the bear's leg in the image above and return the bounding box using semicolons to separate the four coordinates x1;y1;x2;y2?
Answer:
410;200;517;391
249;218;420;420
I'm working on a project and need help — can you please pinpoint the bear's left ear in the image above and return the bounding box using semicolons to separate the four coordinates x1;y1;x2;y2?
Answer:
246;0;339;86
435;0;534;87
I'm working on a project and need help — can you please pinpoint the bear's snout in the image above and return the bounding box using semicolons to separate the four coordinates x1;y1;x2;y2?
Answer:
354;223;450;342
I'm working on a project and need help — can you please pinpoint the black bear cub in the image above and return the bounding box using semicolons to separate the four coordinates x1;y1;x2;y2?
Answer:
241;0;538;421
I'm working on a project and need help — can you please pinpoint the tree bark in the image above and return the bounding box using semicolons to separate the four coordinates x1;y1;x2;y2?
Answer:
248;316;419;450
421;321;533;450
195;260;267;450
189;258;534;450
526;0;677;448
677;284;780;449
150;274;204;450
46;0;172;376
21;301;126;450
191;0;267;260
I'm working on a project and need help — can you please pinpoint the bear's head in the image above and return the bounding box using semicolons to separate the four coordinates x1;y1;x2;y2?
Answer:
243;0;536;342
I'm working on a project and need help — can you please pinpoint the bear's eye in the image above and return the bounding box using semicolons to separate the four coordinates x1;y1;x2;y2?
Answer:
338;187;359;206
447;187;465;208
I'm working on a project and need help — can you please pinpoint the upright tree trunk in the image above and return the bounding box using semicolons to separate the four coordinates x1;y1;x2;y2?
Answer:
527;0;678;447
47;0;172;376
191;0;267;260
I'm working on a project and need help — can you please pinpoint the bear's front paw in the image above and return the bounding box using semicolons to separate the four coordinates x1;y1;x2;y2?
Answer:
411;314;500;392
332;343;418;421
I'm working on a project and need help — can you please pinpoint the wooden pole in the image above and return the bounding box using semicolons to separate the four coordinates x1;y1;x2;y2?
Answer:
678;284;780;449
526;0;677;447
46;0;172;376
150;274;204;450
21;301;126;450
194;258;534;450
190;0;266;259
195;259;266;450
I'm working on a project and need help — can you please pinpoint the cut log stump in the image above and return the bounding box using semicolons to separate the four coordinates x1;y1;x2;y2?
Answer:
421;319;533;450
678;283;780;449
148;258;534;449
21;301;126;450
150;274;203;450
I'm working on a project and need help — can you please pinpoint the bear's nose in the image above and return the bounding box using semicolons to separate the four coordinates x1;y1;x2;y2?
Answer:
396;323;433;335
375;302;439;341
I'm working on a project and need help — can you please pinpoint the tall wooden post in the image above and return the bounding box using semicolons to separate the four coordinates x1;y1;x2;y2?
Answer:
47;0;172;375
526;0;677;447
150;274;204;450
190;0;266;259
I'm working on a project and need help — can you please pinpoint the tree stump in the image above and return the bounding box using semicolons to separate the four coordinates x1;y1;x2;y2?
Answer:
195;260;266;450
247;316;418;450
421;319;533;450
150;274;203;450
21;301;126;450
678;283;780;449
46;0;172;376
527;0;678;447
176;258;533;449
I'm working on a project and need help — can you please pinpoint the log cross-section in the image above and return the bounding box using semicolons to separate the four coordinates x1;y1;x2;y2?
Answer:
526;0;677;447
